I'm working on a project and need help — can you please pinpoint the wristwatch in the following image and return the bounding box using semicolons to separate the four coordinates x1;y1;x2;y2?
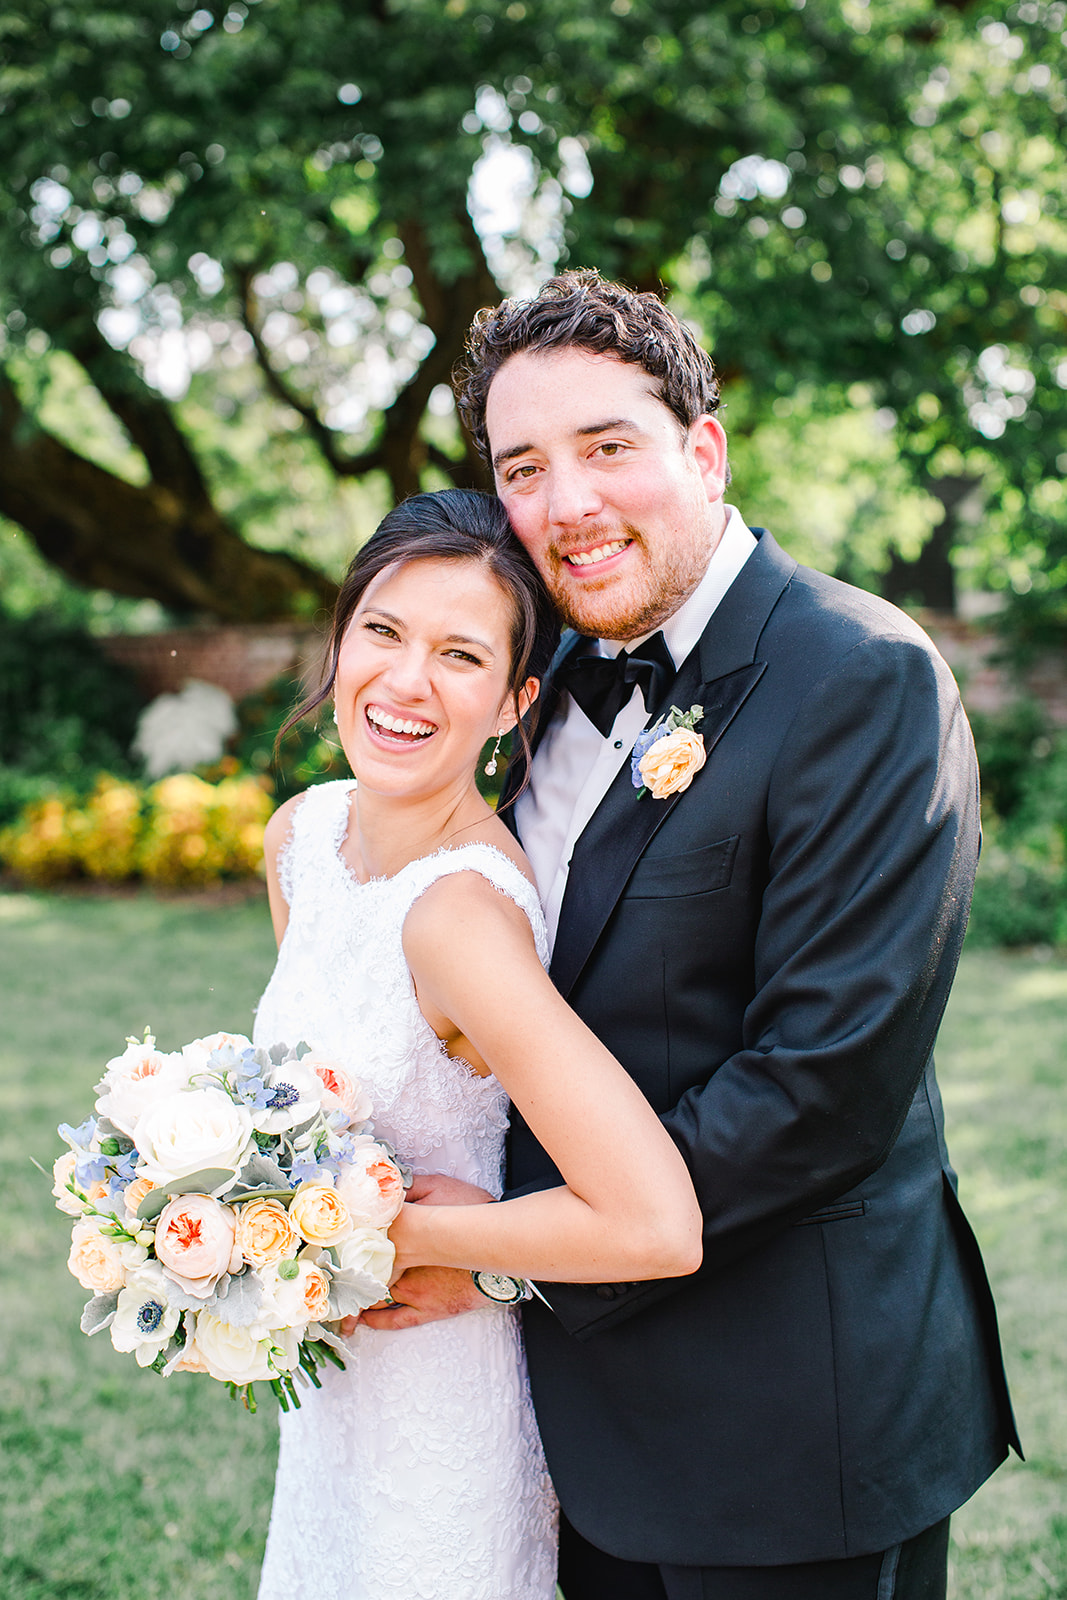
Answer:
470;1270;533;1304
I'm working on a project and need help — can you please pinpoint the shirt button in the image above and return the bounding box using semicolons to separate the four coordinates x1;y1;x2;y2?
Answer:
614;740;623;749
596;1285;617;1300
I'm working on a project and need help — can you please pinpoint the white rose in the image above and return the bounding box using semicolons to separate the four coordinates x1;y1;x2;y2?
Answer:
134;1087;254;1194
110;1263;182;1366
193;1310;300;1386
335;1137;406;1229
335;1226;395;1297
94;1040;191;1138
180;1032;255;1077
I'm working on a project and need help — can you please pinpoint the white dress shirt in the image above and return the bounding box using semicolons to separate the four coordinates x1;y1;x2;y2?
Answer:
515;505;757;949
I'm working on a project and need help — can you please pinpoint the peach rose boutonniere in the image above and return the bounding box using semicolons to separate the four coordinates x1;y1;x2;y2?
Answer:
631;705;706;800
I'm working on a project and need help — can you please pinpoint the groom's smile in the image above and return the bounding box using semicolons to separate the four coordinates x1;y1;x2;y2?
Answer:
486;346;729;641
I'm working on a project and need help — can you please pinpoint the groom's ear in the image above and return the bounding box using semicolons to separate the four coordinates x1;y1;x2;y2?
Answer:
500;677;539;732
517;677;540;720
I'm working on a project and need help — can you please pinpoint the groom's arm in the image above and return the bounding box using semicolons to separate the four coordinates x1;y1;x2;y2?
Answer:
538;629;981;1337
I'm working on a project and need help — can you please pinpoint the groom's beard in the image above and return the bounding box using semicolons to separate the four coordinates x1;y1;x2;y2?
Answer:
543;521;707;643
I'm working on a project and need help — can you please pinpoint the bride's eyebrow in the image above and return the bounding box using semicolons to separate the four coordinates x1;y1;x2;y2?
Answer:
444;632;496;657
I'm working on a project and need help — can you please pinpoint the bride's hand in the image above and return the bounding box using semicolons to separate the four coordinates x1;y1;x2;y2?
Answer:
387;1173;494;1277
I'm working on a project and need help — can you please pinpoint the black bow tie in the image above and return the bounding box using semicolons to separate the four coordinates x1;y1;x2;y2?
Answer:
557;631;676;737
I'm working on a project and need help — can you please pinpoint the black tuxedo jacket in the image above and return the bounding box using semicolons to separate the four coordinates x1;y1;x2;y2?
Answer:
502;529;1018;1568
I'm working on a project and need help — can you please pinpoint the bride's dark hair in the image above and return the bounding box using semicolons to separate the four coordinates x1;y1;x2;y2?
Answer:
282;490;559;795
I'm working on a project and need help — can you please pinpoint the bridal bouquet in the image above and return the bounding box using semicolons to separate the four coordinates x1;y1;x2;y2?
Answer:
51;1030;408;1411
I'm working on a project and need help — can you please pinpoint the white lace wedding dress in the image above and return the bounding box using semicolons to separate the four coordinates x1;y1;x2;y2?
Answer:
253;780;558;1600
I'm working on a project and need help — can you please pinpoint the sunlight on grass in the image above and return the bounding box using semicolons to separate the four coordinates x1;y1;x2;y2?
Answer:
0;893;1062;1599
940;949;1067;1600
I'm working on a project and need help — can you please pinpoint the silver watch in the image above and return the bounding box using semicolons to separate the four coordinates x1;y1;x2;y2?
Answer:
470;1270;533;1304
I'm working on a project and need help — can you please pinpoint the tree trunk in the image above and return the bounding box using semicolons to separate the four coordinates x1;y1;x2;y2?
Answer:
0;373;338;622
880;475;982;613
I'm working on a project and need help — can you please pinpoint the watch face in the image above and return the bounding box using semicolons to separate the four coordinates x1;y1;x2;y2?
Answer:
473;1272;524;1303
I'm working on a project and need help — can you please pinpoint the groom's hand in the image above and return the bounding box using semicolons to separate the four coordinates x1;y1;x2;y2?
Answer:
346;1171;493;1331
355;1266;484;1329
405;1172;494;1207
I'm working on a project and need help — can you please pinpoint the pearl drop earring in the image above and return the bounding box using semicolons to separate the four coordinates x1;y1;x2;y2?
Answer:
484;731;505;777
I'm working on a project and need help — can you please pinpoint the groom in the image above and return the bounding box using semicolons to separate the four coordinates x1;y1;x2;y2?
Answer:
367;271;1018;1598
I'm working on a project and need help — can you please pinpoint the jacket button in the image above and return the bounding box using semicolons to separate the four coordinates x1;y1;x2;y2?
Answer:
596;1285;617;1300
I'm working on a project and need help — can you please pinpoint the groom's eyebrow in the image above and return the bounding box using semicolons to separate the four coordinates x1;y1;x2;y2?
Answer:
492;417;642;470
576;415;641;438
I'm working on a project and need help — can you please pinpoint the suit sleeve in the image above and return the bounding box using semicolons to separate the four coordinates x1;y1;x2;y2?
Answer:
538;630;981;1337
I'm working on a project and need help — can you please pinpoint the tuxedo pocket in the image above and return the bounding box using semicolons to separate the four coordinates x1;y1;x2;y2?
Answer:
625;835;739;899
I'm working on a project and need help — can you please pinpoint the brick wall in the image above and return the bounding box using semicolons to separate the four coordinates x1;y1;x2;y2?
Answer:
99;623;327;703
98;617;1067;727
921;614;1067;728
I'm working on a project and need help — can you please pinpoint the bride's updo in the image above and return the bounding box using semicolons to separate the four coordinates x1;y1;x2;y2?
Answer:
288;490;559;784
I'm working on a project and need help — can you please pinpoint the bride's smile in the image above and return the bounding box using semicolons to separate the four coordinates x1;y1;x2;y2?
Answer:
333;556;529;803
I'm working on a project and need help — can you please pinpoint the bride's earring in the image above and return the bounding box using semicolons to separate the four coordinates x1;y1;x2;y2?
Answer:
483;731;505;777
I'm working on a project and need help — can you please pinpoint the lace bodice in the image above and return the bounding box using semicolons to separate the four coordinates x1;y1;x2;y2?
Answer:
256;779;548;1191
253;780;558;1600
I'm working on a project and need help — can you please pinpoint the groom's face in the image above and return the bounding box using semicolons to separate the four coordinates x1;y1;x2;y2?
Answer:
486;346;728;642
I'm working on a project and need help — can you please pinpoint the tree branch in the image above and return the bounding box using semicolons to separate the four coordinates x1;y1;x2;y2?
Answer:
235;265;385;479
0;367;337;622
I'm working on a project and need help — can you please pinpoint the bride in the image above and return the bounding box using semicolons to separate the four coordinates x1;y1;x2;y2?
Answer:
254;489;702;1600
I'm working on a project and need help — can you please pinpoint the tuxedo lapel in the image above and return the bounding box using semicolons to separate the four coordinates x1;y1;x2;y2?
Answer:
549;531;796;998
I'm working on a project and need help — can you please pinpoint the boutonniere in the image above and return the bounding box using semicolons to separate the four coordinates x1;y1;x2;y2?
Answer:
631;705;706;800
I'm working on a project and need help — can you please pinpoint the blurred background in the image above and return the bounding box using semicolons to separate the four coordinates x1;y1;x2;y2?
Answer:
0;4;1064;1597
1;0;1066;929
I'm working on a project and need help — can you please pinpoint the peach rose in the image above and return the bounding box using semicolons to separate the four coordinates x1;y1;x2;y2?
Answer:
336;1138;406;1229
94;1038;190;1138
170;1328;210;1373
235;1197;299;1268
67;1217;147;1293
288;1182;351;1246
638;728;706;799
154;1193;242;1298
263;1258;332;1327
123;1176;159;1220
53;1151;87;1216
305;1054;372;1124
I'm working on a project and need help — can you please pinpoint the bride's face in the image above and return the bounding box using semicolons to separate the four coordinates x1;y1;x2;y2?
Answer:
334;556;534;800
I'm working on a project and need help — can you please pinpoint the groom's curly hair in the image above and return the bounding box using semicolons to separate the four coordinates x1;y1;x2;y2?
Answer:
453;268;723;468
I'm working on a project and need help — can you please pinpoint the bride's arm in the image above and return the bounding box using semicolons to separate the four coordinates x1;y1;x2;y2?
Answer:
263;796;300;947
395;873;702;1285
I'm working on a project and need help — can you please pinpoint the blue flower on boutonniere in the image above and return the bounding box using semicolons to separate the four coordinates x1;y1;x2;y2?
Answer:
631;704;706;800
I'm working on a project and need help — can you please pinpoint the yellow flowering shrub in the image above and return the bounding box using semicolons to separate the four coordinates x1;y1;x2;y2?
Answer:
0;796;81;885
210;775;274;877
138;772;272;887
77;777;144;882
0;773;273;887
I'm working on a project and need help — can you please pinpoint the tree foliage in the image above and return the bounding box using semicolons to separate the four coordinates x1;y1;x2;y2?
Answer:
0;0;1063;625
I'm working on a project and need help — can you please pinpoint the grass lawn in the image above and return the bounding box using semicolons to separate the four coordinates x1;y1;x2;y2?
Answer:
0;890;1063;1599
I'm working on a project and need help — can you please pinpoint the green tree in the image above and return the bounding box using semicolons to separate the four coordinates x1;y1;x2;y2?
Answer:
0;0;1063;624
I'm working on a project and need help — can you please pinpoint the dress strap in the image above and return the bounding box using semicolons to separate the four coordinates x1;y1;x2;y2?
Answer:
277;780;356;906
396;845;549;969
